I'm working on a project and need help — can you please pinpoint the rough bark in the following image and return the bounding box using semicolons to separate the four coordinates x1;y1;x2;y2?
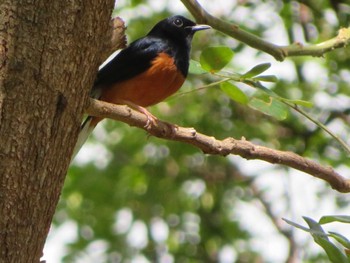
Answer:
0;0;114;262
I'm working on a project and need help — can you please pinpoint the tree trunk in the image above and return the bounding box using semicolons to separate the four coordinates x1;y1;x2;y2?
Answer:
0;0;114;262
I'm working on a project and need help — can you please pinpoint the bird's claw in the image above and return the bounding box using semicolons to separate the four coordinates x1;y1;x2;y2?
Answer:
143;114;158;129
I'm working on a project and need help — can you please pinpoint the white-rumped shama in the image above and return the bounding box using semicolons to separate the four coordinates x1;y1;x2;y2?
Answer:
73;15;210;157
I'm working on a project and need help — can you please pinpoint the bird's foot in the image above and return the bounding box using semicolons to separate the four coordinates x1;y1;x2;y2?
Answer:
134;105;158;129
117;100;157;129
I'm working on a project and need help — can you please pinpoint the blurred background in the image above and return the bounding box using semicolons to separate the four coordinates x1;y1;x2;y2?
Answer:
44;0;350;262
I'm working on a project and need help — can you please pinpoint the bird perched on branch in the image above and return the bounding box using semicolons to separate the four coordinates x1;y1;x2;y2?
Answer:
73;15;210;158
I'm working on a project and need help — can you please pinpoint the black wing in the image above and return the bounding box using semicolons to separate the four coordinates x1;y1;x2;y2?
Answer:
93;37;168;90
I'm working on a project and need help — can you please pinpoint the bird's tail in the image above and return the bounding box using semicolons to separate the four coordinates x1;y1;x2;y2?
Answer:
71;116;96;161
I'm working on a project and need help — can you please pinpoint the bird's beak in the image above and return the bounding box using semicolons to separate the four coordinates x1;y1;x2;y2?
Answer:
189;24;211;32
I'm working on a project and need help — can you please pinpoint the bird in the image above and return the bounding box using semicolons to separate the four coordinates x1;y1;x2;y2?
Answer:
72;15;211;158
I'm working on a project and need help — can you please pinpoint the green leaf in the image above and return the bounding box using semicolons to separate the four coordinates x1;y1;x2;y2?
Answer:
189;60;207;75
303;216;328;237
316;237;349;263
220;82;249;105
200;46;234;72
246;81;313;108
320;215;350;225
131;0;143;6
246;81;275;96
282;218;327;238
303;217;349;263
280;98;314;108
248;97;288;120
253;75;278;82
329;232;350;249
242;63;271;78
283;218;312;232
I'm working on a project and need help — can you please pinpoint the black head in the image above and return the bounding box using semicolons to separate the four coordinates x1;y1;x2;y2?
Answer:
146;16;210;77
147;15;211;43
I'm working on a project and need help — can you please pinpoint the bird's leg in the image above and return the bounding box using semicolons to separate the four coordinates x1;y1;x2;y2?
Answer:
116;99;158;128
113;100;178;135
133;104;158;129
132;103;179;135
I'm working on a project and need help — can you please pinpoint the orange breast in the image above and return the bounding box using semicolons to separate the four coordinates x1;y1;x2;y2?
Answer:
100;52;186;107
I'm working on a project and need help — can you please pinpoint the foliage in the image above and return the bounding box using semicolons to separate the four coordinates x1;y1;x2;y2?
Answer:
284;216;350;263
53;1;350;262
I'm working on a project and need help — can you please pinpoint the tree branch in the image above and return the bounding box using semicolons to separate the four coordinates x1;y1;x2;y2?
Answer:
86;98;350;193
180;0;350;61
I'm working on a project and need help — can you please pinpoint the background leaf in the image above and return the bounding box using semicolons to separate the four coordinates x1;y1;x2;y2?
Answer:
189;59;208;75
280;98;314;108
248;97;288;120
303;217;349;263
329;232;350;249
241;63;271;78
315;238;349;263
200;46;234;72
220;82;249;105
253;75;278;82
283;218;312;232
320;215;350;225
304;216;328;237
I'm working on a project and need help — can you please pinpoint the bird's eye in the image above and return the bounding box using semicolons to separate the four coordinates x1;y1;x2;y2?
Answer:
173;18;183;27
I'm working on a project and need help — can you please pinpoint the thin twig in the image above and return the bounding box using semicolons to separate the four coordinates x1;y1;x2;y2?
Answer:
284;102;350;155
181;0;350;61
176;71;350;155
85;98;350;193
